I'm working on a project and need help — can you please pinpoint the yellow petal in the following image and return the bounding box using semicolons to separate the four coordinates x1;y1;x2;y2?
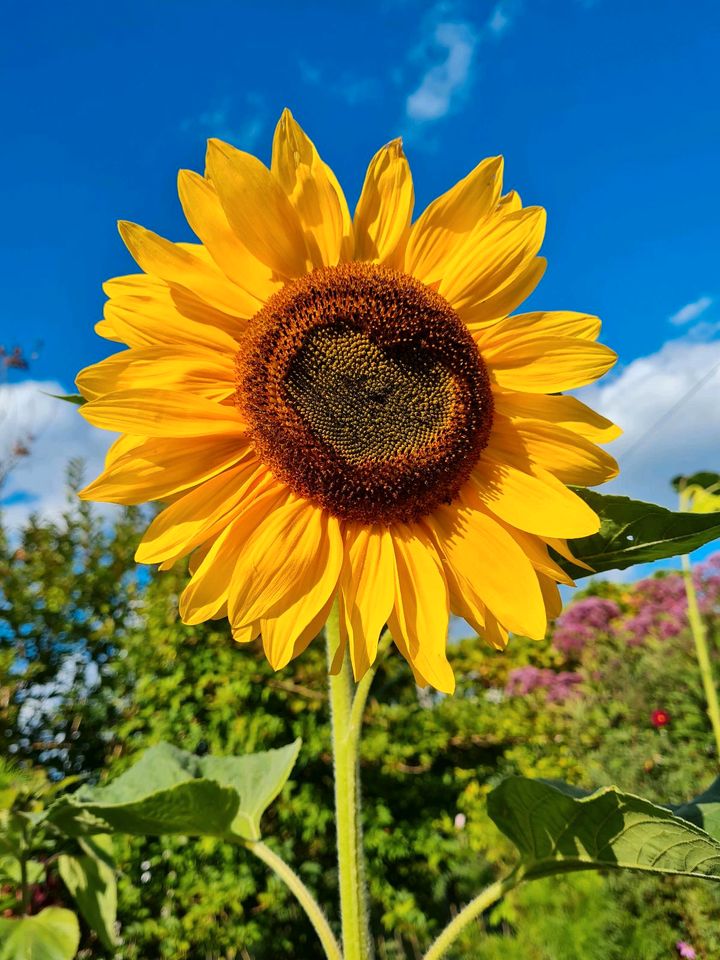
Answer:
177;169;280;304
260;514;343;670
103;434;145;468
118;221;254;318
179;483;286;623
136;458;265;564
439;207;546;311
459;257;547;330
428;495;547;640
102;274;244;345
543;536;594;572
179;515;250;623
404;156;503;285
388;525;454;694
339;522;395;681
497;190;522;212
538;574;563;620
489;414;619;486
267;592;337;667
473;454;600;538
493;391;622;444
271;109;352;268
80;389;246;438
76;345;235;402
477;310;602;351
80;435;251;506
229;498;342;628
489;517;575;587
353;139;414;265
483;609;509;651
205;138;309;277
485;337;617;393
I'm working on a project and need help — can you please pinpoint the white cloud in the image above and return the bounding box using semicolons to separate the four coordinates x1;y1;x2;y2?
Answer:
669;295;713;326
578;332;720;508
0;380;116;530
405;21;477;121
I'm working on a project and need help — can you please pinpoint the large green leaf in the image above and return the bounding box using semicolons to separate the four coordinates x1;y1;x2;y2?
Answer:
58;840;117;950
0;907;80;960
488;777;720;881
558;490;720;579
672;777;720;840
48;740;301;842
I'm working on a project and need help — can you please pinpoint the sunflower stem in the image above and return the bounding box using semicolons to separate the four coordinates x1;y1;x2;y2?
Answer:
678;486;720;762
682;552;720;759
243;840;342;960
422;872;522;960
327;604;375;960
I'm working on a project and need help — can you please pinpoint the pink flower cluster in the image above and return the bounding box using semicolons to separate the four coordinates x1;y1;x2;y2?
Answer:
553;597;621;655
505;666;583;703
550;553;720;653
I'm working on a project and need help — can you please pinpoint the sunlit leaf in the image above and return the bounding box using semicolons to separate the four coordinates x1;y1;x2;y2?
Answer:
58;837;117;950
488;777;720;881
0;907;80;960
47;740;301;842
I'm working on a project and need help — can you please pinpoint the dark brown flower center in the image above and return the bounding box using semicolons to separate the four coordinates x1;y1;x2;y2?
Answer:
235;262;493;524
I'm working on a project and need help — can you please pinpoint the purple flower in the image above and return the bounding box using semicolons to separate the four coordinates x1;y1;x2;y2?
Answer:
505;666;582;703
676;941;697;959
553;598;621;655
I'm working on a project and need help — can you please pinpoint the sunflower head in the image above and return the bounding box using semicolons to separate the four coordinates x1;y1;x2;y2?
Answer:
77;108;620;693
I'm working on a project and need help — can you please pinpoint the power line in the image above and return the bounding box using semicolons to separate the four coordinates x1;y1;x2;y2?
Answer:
620;353;720;465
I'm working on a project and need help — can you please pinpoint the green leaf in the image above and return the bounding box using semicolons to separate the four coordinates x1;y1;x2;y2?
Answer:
671;776;720;840
44;393;86;406
0;856;44;885
488;777;720;881
58;849;117;950
558;490;720;578
47;740;301;842
0;907;80;960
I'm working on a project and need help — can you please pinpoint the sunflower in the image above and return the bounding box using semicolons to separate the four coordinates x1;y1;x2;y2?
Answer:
77;109;619;693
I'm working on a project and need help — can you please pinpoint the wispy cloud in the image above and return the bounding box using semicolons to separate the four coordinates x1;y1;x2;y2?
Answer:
487;0;519;36
0;380;116;529
405;21;477;122
578;329;720;509
299;61;382;106
669;295;714;326
180;93;266;150
403;1;523;134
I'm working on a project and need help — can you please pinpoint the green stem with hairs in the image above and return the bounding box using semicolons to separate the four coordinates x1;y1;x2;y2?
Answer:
678;486;720;761
244;840;342;960
326;604;374;960
682;552;720;759
422;873;522;960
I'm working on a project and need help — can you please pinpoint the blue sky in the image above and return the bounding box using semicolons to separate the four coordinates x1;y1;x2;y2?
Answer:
1;0;719;532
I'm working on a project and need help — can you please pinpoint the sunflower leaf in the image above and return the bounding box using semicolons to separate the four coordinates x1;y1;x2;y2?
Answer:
488;777;720;881
0;907;80;960
557;490;720;578
46;740;301;843
44;393;86;406
58;843;118;951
